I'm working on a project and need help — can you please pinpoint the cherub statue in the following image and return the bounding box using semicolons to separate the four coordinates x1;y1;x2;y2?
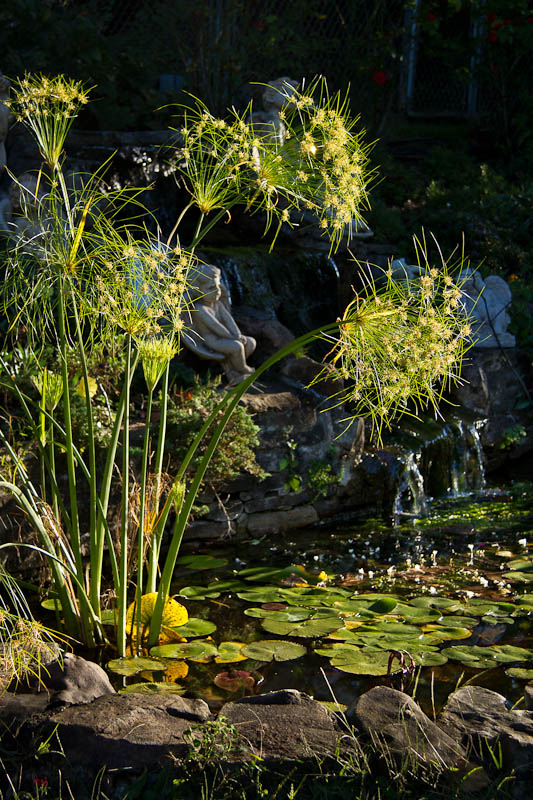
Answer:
251;76;298;146
182;264;256;385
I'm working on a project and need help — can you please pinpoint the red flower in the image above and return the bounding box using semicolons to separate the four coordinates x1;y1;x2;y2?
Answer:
372;71;388;86
427;12;436;21
503;18;510;25
34;778;49;788
487;12;497;23
488;31;498;42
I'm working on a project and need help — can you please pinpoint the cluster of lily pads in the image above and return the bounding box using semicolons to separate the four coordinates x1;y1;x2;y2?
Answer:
106;557;533;692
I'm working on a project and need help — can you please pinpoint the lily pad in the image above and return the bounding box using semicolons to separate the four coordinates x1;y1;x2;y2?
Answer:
492;645;533;662
410;596;461;611
177;586;221;600
126;594;188;642
119;682;185;694
168;618;216;638
412;651;448;667
215;641;248;663
237;565;308;583
422;624;473;640
438;616;480;628
260;617;342;638
244;606;312;622
150;640;218;662
107;656;165;677
214;670;256;692
367;597;398;614
441;645;498;669
503;571;533;582
505;667;533;680
393;604;442;624
176;555;228;570
507;558;533;571
241;639;306;662
316;644;396;676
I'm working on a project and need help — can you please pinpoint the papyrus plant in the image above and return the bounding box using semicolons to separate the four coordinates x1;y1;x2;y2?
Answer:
0;74;472;656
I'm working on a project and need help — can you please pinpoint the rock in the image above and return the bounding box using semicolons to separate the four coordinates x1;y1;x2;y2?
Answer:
42;693;211;769
221;690;350;760
280;356;344;398
439;686;533;776
246;505;318;535
525;682;533;711
351;687;467;769
31;653;115;706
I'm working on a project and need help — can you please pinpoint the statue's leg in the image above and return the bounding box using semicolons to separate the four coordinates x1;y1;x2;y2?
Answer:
243;336;256;358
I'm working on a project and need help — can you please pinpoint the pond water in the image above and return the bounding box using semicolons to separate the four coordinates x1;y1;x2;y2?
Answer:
107;482;533;715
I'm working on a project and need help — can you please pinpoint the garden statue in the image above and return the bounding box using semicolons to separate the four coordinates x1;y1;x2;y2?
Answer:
0;71;9;172
251;76;299;145
390;259;516;348
458;268;515;348
182;263;256;384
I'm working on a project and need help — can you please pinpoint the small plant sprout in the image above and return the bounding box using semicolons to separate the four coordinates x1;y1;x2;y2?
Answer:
468;543;475;565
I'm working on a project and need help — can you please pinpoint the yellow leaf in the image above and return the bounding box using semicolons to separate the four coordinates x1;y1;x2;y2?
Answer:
126;593;188;641
164;660;189;682
76;376;98;400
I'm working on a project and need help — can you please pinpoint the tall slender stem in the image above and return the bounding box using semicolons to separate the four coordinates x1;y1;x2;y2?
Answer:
135;387;153;651
117;335;133;658
146;362;169;592
72;305;98;614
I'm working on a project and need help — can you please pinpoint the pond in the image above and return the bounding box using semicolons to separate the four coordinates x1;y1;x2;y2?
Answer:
101;482;533;715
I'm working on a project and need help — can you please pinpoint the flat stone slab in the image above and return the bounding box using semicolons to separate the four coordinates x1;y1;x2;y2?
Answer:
439;686;533;776
351;686;467;769
41;693;211;769
221;689;349;761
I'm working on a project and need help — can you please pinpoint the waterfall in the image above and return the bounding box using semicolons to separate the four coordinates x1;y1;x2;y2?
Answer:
390;417;486;521
393;451;428;521
449;420;486;495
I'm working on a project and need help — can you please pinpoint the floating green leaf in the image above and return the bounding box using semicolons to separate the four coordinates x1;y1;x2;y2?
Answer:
506;559;533;571
107;656;166;677
505;667;533;680
168;618;217;638
215;641;248;663
150;641;218;661
410;596;461;611
119;682;185;694
367;597;398;614
242;639;306;662
423;625;473;640
316;643;395;676
237;565;308;582
441;645;497;669
503;571;533;582
244;606;312;622
261;617;342;638
492;645;533;662
177;586;221;600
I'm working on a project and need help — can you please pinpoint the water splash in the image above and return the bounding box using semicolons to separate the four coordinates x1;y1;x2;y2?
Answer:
393;451;428;521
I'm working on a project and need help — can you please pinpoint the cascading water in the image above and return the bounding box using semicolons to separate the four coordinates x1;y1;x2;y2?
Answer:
391;418;486;520
392;450;427;521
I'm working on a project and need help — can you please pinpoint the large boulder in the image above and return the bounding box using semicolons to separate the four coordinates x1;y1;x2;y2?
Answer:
221;689;350;761
350;686;467;769
439;685;533;777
